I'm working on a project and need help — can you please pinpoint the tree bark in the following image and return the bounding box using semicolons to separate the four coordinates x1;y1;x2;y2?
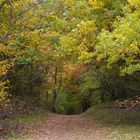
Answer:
52;66;58;112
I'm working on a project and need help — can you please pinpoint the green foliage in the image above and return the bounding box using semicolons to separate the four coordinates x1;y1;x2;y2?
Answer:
55;92;83;114
0;0;139;114
96;3;140;75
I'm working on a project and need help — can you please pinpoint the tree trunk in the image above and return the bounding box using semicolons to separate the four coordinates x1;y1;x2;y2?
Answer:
52;66;58;112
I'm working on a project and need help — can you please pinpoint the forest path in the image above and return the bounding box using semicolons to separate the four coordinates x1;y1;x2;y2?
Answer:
28;113;107;140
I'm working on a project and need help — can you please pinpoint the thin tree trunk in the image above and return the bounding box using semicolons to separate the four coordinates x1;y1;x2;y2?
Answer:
52;66;58;112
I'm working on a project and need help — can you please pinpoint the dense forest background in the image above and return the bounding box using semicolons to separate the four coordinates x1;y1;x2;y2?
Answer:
0;0;140;116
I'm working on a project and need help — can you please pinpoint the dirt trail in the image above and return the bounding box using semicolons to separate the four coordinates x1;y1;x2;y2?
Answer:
28;113;107;140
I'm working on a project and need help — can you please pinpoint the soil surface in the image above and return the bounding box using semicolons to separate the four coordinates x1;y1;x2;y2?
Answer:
27;113;107;140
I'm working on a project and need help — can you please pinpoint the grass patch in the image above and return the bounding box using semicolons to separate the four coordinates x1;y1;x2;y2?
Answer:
9;109;48;124
85;102;140;140
6;131;29;140
0;109;48;140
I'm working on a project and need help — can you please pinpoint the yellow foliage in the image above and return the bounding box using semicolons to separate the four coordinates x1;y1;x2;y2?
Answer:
0;43;6;52
0;44;13;99
128;0;140;7
89;0;105;9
